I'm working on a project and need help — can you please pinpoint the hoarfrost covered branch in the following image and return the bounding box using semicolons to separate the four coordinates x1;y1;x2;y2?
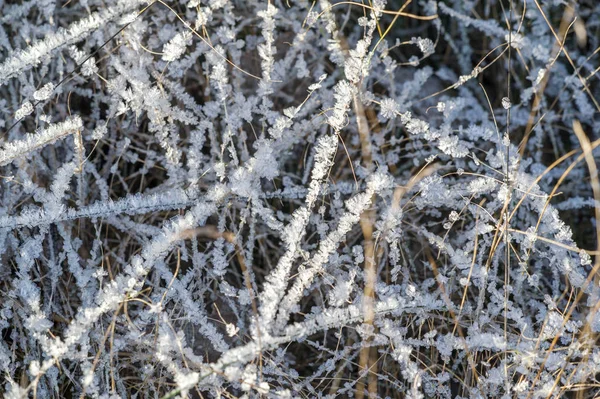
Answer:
1;0;600;398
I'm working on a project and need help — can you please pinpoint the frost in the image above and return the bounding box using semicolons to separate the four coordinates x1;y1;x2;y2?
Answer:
502;132;510;146
33;83;55;102
226;323;239;337
0;116;83;166
400;112;430;135
15;101;33;120
328;81;355;130
505;32;525;49
438;135;469;157
535;68;546;85
455;67;483;88
411;37;435;57
449;211;459;222
380;97;399;119
91;124;107;140
0;0;146;84
162;33;191;62
1;0;599;397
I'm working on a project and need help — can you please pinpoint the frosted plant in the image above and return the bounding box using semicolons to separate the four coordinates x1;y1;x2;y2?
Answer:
1;0;600;398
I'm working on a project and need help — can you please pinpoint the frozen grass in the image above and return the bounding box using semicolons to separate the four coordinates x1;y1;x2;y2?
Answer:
0;0;600;398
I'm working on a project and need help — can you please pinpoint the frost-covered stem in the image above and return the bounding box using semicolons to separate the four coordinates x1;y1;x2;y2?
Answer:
33;188;227;386
0;0;147;84
0;188;200;229
0;116;82;166
256;3;277;96
273;172;390;332
175;295;442;396
259;134;338;331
